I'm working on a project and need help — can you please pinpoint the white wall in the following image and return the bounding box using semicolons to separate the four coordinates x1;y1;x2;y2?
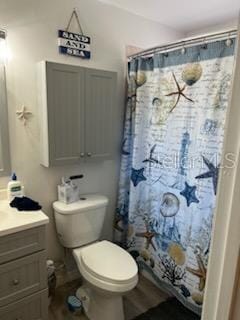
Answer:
186;18;238;37
0;0;182;260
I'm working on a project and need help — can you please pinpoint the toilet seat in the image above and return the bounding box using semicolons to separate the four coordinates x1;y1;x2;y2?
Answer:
73;241;138;292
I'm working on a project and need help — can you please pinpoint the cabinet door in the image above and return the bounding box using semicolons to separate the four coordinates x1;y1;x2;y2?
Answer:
85;68;117;160
0;289;48;320
46;62;85;166
0;251;47;307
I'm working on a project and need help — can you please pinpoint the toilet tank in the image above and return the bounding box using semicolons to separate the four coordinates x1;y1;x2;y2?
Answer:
53;194;109;248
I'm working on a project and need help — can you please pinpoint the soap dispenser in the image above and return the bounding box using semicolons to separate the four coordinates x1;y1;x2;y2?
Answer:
7;173;24;201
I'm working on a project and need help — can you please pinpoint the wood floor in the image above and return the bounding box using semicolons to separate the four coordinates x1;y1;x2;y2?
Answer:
49;275;170;320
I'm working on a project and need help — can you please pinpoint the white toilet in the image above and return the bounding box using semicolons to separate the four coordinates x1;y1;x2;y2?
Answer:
53;194;138;320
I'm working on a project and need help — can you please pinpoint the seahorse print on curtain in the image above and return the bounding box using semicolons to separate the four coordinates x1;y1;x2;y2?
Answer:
114;40;235;315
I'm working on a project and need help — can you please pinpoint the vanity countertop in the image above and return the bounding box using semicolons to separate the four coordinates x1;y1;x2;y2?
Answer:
0;200;49;237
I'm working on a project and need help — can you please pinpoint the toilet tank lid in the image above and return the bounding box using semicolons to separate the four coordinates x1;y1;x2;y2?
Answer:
53;194;109;215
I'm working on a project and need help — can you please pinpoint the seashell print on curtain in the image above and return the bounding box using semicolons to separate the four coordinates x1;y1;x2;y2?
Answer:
114;40;236;315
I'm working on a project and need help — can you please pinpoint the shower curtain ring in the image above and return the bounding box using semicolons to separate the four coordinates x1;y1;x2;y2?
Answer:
201;37;207;50
181;43;186;55
225;33;233;47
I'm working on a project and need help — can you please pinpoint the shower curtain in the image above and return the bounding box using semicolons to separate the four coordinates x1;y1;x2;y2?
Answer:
115;39;235;314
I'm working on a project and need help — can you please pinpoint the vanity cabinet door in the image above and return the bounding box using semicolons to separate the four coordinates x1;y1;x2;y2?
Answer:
0;251;47;307
46;62;85;166
85;68;117;160
0;226;46;264
0;289;48;320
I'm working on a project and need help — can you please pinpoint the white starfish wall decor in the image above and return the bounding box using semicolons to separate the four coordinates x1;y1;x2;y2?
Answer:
16;105;32;125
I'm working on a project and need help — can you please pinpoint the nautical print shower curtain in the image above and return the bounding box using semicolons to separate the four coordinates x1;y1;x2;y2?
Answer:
114;40;235;314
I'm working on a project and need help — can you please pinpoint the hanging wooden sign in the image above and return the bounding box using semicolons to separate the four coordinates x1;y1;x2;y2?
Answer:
58;30;91;59
58;9;91;59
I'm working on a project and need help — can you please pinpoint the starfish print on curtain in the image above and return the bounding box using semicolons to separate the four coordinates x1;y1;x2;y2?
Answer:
180;182;200;207
195;156;220;195
131;167;147;187
143;144;162;165
166;72;194;113
186;252;207;291
136;221;158;251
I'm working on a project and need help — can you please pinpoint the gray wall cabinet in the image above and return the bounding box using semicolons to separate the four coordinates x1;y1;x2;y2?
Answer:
38;61;117;167
0;226;48;319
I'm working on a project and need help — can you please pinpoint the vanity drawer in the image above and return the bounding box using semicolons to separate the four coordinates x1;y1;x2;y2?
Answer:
0;251;47;307
0;289;48;320
0;226;46;264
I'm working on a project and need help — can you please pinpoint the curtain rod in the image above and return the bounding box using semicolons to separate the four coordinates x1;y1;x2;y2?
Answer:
128;28;238;60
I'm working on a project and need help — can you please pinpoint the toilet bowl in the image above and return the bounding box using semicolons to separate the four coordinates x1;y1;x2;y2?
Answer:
73;240;138;320
53;194;139;320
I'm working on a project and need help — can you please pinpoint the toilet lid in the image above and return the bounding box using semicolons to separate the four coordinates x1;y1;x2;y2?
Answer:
81;241;138;284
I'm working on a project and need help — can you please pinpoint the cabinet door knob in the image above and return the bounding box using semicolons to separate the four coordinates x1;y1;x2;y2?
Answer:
87;153;92;157
80;153;85;158
13;279;19;286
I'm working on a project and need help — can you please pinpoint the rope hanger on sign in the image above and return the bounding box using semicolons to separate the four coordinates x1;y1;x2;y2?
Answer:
65;8;84;34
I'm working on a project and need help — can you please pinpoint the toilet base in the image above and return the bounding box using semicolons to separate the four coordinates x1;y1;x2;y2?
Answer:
76;285;124;320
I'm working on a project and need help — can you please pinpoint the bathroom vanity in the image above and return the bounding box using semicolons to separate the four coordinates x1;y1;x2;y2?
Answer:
0;200;49;320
